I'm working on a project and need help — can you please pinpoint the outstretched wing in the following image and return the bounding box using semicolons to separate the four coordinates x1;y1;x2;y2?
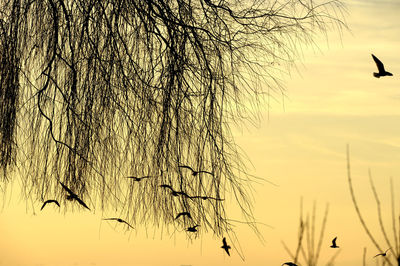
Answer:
125;176;140;180
103;217;119;221
41;200;60;210
178;165;195;172
222;237;227;246
75;196;91;210
59;181;76;196
332;237;337;246
372;54;385;72
198;170;213;176
126;175;152;180
175;212;191;219
40;201;48;211
225;247;230;256
175;212;184;219
160;184;174;191
122;220;134;229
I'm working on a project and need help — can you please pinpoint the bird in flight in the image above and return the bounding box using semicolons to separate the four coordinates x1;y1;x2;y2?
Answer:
374;248;391;258
59;181;91;210
160;184;223;201
187;195;224;201
186;225;199;232
282;263;298;266
160;184;189;197
103;218;134;229
125;175;152;181
40;199;60;210
175;212;192;220
221;237;231;256
372;54;393;78
178;165;213;176
330;237;339;248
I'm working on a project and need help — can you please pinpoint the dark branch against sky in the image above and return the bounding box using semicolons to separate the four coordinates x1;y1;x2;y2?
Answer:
0;0;346;239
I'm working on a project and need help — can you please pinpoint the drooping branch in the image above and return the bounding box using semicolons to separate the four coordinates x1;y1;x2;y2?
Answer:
1;0;346;239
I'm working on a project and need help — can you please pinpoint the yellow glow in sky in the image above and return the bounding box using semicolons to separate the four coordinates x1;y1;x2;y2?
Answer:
2;0;400;265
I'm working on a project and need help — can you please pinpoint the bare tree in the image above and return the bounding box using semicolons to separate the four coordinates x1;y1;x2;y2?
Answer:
282;199;339;266
347;146;400;266
1;0;346;238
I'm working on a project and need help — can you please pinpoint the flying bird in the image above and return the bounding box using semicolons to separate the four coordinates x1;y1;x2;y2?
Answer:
330;237;339;248
178;165;213;176
221;237;231;256
188;195;224;201
372;54;393;78
175;212;192;220
59;181;91;210
40;199;60;210
282;263;298;266
186;225;199;232
125;175;152;181
160;184;189;197
103;218;134;229
374;248;391;258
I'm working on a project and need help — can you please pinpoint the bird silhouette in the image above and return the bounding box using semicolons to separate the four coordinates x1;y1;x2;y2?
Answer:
160;184;223;201
186;225;199;232
103;218;134;229
40;199;60;210
160;184;190;197
374;248;391;258
187;195;224;201
175;212;192;219
178;165;213;176
330;237;339;248
282;263;298;266
125;175;152;181
372;54;393;78
59;181;91;210
221;237;231;256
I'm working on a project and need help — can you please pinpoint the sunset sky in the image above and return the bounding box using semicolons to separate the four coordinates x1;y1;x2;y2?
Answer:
1;0;400;265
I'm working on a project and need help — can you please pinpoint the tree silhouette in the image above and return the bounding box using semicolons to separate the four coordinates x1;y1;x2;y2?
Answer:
0;0;346;237
347;146;400;266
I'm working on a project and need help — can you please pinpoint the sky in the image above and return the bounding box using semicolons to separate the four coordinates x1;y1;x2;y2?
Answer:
1;0;400;265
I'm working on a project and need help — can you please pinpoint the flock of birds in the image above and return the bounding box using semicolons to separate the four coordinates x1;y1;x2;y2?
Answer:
38;55;393;262
40;165;232;256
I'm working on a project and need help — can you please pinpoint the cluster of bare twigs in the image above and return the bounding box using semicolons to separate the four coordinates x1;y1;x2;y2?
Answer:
347;146;400;266
282;200;339;266
1;0;346;238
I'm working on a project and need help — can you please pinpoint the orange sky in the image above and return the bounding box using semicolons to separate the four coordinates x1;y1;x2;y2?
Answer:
1;1;400;266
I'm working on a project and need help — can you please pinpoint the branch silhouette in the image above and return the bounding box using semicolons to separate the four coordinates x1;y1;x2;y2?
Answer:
1;0;346;240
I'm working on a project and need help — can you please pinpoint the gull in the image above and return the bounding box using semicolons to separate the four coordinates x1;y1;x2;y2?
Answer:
160;184;189;197
372;54;393;78
282;263;298;266
160;185;222;201
175;212;192;220
40;199;60;210
188;195;224;201
374;248;391;258
221;237;231;256
330;237;339;248
186;225;199;232
59;181;91;210
125;175;152;181
103;218;134;229
178;165;213;176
